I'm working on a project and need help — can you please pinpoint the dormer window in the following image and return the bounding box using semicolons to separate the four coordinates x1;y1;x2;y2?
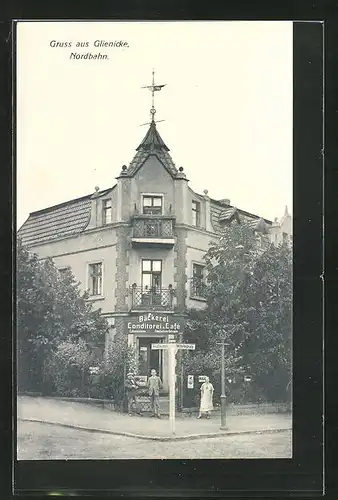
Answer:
103;199;112;224
142;195;162;215
192;200;201;227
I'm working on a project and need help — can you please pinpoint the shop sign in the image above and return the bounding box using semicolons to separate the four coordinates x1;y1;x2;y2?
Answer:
127;313;184;334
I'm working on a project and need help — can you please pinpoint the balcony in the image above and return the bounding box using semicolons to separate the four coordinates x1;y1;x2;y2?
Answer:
130;285;175;311
131;216;175;247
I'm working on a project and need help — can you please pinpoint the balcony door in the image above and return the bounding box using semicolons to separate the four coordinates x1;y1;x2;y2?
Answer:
141;259;162;307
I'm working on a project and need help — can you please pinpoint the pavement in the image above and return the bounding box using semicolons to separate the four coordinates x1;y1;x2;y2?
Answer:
17;396;292;442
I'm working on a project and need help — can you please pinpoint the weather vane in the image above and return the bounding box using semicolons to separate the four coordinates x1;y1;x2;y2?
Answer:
140;69;166;126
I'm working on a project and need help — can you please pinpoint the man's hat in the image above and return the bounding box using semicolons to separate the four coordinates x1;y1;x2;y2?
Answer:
127;372;134;376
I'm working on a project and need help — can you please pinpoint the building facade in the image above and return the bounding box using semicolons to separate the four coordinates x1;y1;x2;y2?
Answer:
19;116;292;391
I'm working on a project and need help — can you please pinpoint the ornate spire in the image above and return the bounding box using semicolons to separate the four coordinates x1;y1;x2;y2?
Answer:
118;71;178;178
141;69;166;124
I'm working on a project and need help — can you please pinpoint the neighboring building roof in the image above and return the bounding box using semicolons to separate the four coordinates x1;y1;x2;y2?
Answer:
210;199;272;234
18;187;113;248
246;217;270;234
124;122;178;177
218;207;239;223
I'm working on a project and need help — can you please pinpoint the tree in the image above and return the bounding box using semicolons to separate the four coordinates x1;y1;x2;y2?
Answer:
184;223;292;403
17;238;109;394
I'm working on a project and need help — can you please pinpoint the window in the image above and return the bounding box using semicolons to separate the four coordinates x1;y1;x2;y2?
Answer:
142;259;162;290
142;196;162;215
103;199;112;224
192;200;201;227
88;263;103;296
282;232;288;243
58;267;69;278
191;263;205;297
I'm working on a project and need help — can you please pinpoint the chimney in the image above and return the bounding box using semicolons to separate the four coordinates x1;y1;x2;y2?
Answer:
219;198;231;205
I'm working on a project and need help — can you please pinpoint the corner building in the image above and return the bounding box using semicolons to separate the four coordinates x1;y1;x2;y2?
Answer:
19;121;292;391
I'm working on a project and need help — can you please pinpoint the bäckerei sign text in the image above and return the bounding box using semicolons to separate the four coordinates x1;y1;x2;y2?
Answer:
127;313;182;334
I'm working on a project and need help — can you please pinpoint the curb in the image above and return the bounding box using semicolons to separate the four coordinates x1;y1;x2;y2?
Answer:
18;418;291;442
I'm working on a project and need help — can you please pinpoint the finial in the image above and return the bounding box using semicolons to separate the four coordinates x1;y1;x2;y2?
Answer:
179;167;184;172
94;186;99;192
119;165;128;176
284;205;289;216
141;70;166;124
203;189;209;195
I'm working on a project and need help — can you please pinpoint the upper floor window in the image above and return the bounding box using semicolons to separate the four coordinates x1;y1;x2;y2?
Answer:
142;196;162;215
103;199;112;225
191;263;205;298
282;232;288;243
192;200;201;227
88;262;103;296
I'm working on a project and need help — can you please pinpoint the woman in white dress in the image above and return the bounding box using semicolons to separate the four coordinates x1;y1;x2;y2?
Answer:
197;376;214;419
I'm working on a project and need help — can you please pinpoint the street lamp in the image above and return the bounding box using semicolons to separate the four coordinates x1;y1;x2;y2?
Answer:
216;339;230;430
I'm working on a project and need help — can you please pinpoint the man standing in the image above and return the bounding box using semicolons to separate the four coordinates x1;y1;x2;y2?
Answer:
124;372;142;416
147;369;163;418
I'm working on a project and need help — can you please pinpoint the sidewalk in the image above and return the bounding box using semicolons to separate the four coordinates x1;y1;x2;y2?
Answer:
17;396;292;441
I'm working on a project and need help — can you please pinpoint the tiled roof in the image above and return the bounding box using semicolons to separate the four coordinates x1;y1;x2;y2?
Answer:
124;122;178;177
18;188;112;248
210;200;272;234
219;207;239;222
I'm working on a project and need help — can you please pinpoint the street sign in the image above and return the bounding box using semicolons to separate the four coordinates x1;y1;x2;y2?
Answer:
199;375;207;382
151;343;170;349
151;343;196;350
175;343;195;350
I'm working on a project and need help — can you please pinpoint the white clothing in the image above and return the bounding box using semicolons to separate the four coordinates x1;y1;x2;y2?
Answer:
200;382;214;412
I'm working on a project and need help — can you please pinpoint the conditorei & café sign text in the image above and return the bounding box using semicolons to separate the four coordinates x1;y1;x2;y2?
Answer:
127;313;182;334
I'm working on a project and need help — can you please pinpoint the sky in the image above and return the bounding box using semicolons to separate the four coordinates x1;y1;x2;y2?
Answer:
16;21;293;228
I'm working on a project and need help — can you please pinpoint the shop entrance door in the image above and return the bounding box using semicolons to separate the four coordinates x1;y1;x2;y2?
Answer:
138;337;164;379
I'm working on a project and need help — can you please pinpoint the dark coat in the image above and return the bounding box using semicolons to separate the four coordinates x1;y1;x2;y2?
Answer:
125;378;138;397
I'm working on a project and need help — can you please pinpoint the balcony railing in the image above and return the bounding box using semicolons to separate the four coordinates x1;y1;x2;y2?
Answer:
132;216;174;240
130;285;174;310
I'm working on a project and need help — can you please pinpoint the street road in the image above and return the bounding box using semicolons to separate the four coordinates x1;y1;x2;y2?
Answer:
17;421;292;460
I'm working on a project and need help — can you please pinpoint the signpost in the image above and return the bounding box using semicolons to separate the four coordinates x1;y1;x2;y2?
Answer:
152;341;195;435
